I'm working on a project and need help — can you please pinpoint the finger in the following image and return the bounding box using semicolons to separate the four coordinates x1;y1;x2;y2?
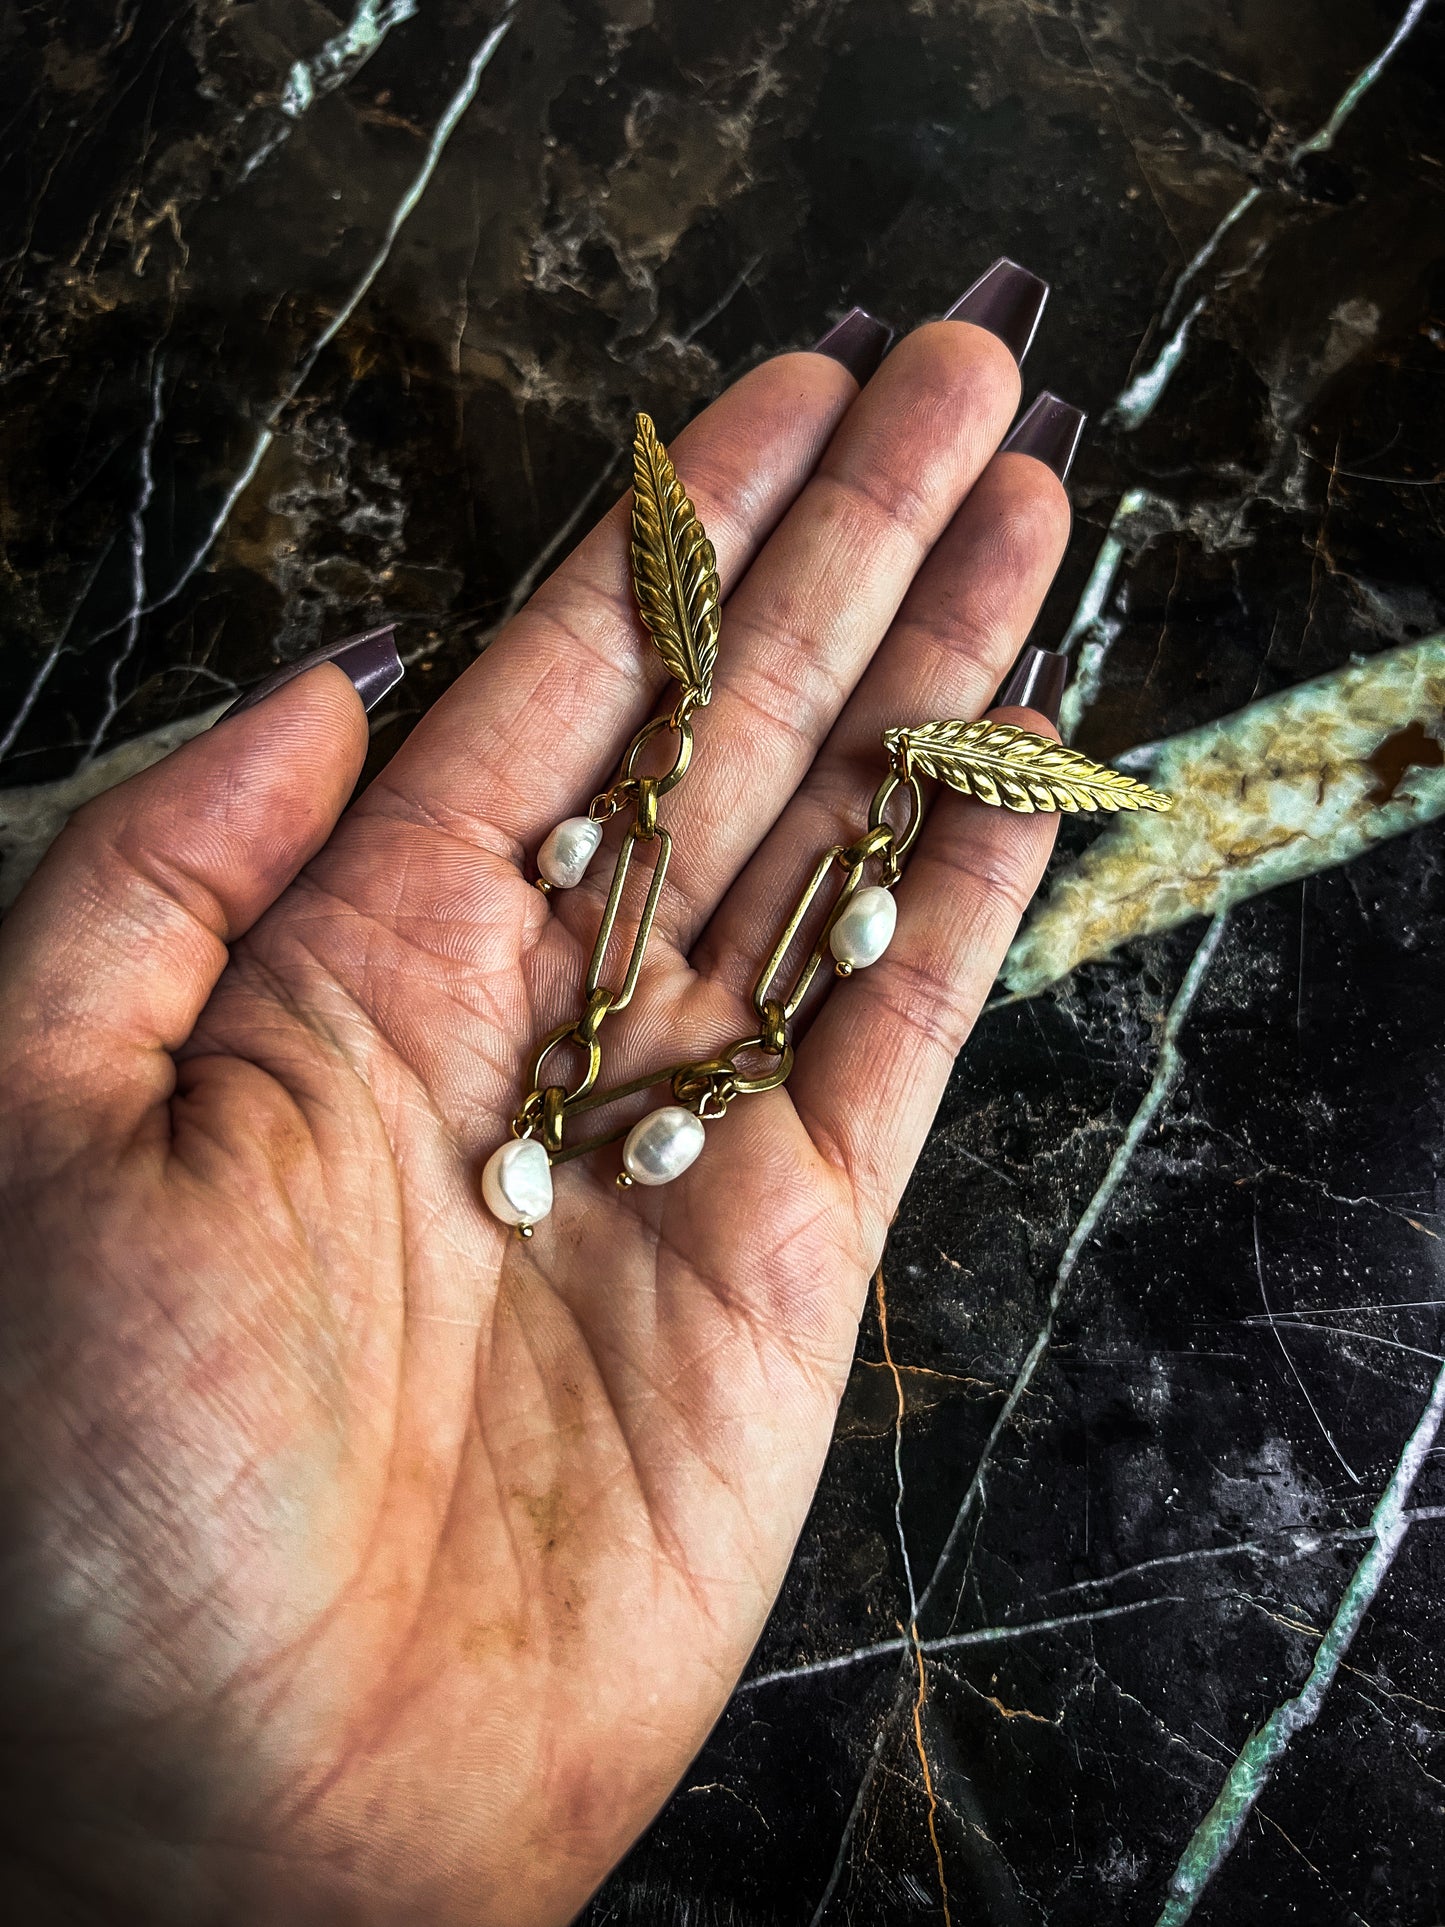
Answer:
789;734;1059;1230
694;398;1079;1001
530;273;1044;995
638;260;1052;950
357;336;884;858
645;305;1032;949
687;394;1081;1231
0;652;380;1152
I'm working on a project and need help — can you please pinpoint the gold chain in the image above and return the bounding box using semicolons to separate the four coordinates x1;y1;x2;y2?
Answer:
487;412;1174;1227
547;763;923;1163
507;413;719;1157
510;697;694;1148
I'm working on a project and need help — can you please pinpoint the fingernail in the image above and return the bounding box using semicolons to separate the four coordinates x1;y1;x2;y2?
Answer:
994;645;1067;724
811;306;895;384
216;625;404;723
1001;392;1086;482
943;258;1049;364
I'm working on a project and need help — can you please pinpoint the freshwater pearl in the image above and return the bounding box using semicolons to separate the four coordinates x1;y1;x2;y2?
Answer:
537;815;602;889
481;1138;554;1227
622;1106;706;1187
829;885;897;971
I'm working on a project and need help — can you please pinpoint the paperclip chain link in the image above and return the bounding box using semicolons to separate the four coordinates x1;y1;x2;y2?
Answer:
510;698;695;1150
549;766;923;1162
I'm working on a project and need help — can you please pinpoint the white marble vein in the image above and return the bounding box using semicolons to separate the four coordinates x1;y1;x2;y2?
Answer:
83;355;165;763
281;0;419;120
0;549;110;765
917;915;1229;1630
0;702;229;907
1111;0;1433;430
802;917;1227;1918
1056;486;1159;740
66;3;519;734
743;1596;1185;1695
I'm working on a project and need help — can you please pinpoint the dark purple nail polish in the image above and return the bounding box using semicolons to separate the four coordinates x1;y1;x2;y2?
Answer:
1001;392;1086;483
994;645;1068;724
811;306;895;384
216;625;404;723
943;258;1049;364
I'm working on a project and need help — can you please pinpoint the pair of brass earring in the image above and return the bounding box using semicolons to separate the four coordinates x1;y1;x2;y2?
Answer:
481;415;1172;1235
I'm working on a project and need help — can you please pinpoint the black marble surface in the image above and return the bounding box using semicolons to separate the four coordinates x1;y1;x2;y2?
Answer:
3;2;1444;1922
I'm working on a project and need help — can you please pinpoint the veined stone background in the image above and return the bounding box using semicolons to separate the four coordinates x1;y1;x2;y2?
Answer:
2;2;1443;1922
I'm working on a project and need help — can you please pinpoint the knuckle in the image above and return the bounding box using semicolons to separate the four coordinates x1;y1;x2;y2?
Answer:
929;834;1046;927
820;461;936;550
872;948;978;1048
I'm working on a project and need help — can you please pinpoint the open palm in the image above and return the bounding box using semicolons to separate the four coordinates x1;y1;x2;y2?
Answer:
0;319;1071;1924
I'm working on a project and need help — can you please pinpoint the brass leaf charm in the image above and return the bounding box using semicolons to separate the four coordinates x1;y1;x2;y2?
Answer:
884;719;1174;815
630;412;721;705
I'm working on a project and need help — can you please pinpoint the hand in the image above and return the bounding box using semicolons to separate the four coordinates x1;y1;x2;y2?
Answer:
0;313;1071;1924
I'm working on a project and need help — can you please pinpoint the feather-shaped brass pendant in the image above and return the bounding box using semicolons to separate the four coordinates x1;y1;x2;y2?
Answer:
629;413;721;706
884;719;1174;815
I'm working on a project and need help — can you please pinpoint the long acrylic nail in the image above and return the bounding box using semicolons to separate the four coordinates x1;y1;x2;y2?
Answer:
1002;392;1086;482
943;258;1049;364
994;645;1067;724
812;306;895;384
216;625;404;723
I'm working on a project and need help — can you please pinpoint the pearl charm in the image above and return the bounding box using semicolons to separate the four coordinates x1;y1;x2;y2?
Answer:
621;1105;706;1187
481;1137;554;1228
829;884;897;973
537;816;602;889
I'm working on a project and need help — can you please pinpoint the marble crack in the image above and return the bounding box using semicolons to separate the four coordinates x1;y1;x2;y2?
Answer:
465;450;626;653
805;1690;902;1927
242;0;422;179
1090;1664;1230;1775
1239;1317;1445;1369
1235;1162;1445;1239
1111;298;1206;432
875;1267;919;1622
909;1645;952;1927
1055;0;1439;737
0;547;111;764
1293;0;1435;162
1155;189;1263;336
874;1268;949;1921
1155;1347;1445;1923
1254;1207;1362;1483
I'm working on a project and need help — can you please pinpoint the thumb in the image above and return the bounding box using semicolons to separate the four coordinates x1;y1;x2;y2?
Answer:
0;628;401;1146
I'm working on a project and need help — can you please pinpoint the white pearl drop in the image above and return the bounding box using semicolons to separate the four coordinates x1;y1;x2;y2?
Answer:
481;1138;554;1226
829;885;897;970
537;816;602;889
622;1106;706;1187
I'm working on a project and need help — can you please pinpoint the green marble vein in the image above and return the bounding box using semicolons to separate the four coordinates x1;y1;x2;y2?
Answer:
1004;634;1445;998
